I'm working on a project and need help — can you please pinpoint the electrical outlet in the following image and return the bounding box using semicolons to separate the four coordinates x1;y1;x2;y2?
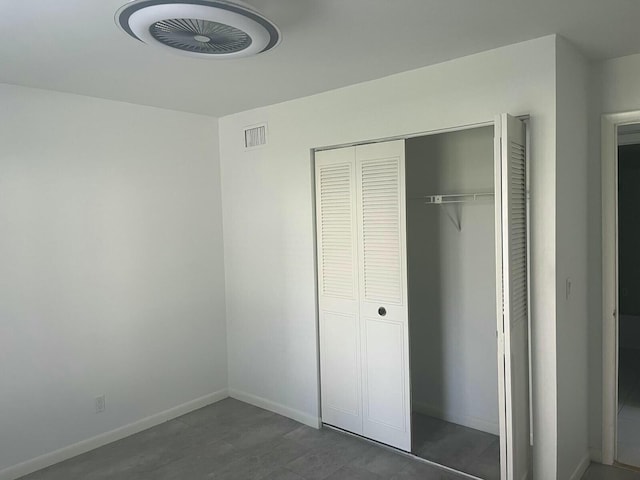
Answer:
95;395;106;413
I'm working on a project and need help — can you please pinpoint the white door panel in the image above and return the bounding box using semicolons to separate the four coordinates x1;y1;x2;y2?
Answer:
361;316;409;448
495;113;530;480
356;140;411;451
320;311;361;431
316;147;362;434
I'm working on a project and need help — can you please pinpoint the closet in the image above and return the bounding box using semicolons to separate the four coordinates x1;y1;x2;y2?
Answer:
407;126;500;478
314;114;530;480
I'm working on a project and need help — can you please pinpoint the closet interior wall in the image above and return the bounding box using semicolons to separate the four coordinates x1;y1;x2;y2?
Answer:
406;126;499;435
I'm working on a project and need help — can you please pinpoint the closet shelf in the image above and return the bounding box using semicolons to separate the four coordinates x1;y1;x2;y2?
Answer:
410;192;494;232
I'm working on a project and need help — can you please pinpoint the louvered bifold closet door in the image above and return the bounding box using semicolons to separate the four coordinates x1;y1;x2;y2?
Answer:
315;147;363;434
355;140;411;451
495;114;530;480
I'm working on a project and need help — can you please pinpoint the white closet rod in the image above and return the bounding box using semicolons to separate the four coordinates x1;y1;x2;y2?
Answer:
421;192;494;204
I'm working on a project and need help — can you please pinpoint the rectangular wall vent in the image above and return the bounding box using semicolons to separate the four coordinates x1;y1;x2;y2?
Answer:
244;123;267;149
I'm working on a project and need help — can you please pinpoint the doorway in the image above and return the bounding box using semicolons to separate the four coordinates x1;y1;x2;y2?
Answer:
615;124;640;467
405;127;501;479
602;112;640;466
314;114;530;480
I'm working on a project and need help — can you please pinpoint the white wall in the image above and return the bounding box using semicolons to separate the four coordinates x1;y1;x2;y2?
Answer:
601;53;640;114
555;37;591;479
406;128;499;435
587;56;605;464
0;84;228;477
219;36;559;478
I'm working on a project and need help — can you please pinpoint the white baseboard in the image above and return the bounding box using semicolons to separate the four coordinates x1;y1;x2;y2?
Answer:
569;451;591;480
412;401;499;436
228;388;321;429
589;447;603;463
0;389;228;480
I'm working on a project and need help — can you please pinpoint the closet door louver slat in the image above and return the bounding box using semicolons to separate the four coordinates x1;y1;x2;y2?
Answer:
509;141;527;327
319;164;356;299
496;113;531;480
360;158;402;305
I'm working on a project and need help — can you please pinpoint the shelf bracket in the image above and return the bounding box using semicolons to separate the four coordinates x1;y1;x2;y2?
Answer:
442;203;462;232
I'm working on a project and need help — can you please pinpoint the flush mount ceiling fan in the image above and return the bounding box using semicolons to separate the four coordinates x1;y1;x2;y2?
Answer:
116;0;281;59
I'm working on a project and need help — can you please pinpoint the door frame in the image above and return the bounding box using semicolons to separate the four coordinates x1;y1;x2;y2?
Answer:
313;121;495;153
601;110;640;464
312;115;530;478
312;120;495;438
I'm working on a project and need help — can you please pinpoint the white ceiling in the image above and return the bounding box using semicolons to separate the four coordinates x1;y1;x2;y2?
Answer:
1;0;639;117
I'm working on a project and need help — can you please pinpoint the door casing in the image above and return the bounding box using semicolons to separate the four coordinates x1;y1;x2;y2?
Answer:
312;116;530;478
601;110;640;464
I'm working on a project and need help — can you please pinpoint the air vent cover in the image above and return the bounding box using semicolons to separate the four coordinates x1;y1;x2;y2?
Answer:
244;124;267;149
116;0;281;59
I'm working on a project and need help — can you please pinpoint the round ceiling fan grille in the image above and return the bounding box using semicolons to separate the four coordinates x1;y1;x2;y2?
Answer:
116;0;280;59
150;18;252;54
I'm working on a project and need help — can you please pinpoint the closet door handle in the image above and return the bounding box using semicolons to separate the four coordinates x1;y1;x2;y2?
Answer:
378;307;387;317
